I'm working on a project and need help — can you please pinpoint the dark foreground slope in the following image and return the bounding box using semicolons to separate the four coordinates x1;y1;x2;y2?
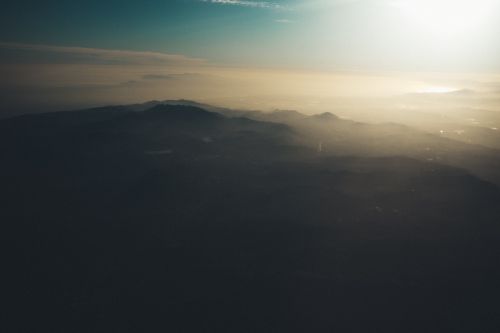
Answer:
2;104;500;332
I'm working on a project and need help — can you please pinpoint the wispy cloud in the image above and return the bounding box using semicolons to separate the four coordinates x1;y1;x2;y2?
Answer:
275;19;292;23
142;73;205;80
201;0;364;12
292;0;363;10
0;42;205;66
201;0;284;9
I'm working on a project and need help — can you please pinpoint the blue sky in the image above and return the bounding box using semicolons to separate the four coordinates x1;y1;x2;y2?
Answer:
0;0;294;64
1;0;500;71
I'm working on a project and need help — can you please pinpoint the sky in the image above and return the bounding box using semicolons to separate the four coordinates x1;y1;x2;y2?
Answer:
1;0;500;115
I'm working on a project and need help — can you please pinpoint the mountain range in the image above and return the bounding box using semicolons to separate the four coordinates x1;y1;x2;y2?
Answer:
3;101;500;332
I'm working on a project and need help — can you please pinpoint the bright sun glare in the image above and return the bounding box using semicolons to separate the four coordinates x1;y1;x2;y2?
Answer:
395;0;496;37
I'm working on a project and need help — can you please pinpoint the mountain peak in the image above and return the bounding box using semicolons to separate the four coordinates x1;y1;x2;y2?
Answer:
310;112;339;121
145;104;222;121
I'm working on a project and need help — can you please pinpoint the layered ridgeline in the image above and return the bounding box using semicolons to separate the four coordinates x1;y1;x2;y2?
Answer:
3;102;500;332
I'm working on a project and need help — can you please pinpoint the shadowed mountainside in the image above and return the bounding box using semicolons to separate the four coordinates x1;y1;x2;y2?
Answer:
3;102;500;332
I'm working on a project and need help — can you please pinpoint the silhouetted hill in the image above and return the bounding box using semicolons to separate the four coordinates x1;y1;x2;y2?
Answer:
308;111;339;122
3;102;500;332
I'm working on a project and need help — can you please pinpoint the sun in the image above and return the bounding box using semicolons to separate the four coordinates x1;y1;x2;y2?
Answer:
393;0;496;37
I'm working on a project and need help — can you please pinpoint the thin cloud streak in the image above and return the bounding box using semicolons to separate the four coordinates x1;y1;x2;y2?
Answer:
0;42;206;66
201;0;285;9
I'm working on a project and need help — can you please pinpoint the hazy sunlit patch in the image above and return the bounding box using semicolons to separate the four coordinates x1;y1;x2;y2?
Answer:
417;86;459;94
